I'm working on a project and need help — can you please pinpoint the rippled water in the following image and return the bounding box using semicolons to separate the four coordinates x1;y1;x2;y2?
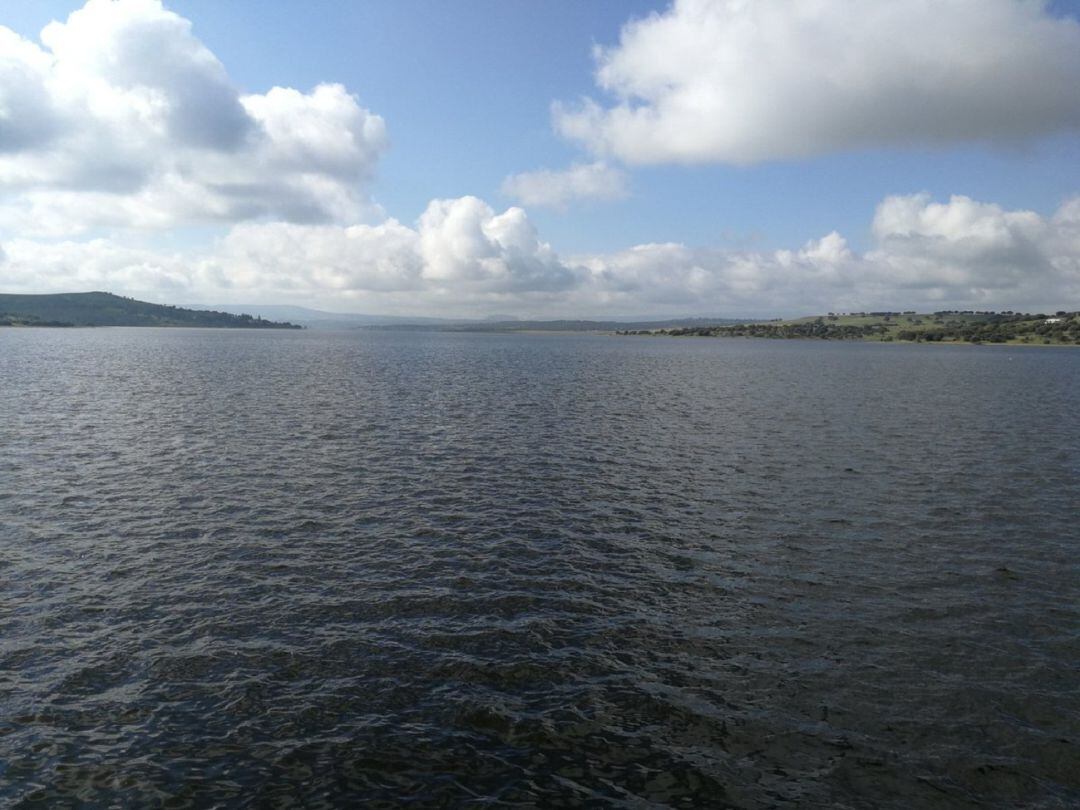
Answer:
1;327;1078;808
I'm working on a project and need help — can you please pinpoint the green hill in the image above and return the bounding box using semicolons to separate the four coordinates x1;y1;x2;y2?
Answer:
622;310;1080;345
0;292;301;329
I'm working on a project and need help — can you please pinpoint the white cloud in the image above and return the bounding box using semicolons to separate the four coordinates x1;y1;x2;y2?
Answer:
555;0;1080;165
866;193;1058;299
1;2;1076;317
241;84;386;181
417;197;575;291
572;232;866;314
0;27;63;154
0;238;196;297
212;219;423;294
4;194;1077;317
0;0;387;234
501;162;628;208
39;0;251;151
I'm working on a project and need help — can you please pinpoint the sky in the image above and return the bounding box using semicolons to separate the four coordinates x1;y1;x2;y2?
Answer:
2;0;1080;318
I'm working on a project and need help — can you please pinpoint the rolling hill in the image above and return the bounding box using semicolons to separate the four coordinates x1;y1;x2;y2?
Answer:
0;292;301;328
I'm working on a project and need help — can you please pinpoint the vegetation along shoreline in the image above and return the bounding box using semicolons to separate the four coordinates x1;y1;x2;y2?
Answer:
618;310;1080;345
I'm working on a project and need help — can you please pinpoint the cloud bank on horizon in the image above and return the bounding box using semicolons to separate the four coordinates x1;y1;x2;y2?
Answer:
1;0;1079;317
6;193;1079;317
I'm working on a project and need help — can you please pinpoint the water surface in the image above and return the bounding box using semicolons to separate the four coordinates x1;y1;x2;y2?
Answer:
1;328;1077;807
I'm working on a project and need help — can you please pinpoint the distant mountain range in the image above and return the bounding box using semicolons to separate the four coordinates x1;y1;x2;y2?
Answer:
0;292;301;328
390;317;749;333
185;303;457;328
190;304;746;332
0;291;748;332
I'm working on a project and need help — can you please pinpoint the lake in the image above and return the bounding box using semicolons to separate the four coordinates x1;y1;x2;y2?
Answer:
1;327;1077;807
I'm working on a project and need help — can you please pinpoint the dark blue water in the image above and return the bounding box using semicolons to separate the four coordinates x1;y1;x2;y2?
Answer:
1;328;1078;808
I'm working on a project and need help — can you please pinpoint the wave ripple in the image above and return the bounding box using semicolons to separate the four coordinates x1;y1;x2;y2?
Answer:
1;329;1078;807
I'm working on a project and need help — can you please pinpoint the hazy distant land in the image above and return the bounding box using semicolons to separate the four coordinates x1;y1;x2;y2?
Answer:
4;293;1079;344
0;292;301;329
372;317;747;333
621;310;1080;345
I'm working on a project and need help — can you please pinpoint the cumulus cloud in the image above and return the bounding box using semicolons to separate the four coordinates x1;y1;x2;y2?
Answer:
39;0;251;151
0;27;63;153
0;0;386;234
3;2;1077;317
212;219;423;294
201;196;575;300
4;194;1078;317
417;197;575;291
0;238;197;297
866;193;1059;302
571;232;866;315
501;162;628;208
555;0;1080;165
567;193;1080;316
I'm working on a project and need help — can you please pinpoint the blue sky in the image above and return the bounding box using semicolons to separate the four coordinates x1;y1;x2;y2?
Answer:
2;0;1080;316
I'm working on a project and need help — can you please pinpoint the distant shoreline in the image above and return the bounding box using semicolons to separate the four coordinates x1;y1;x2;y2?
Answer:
619;333;1080;347
0;292;301;329
618;310;1080;347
